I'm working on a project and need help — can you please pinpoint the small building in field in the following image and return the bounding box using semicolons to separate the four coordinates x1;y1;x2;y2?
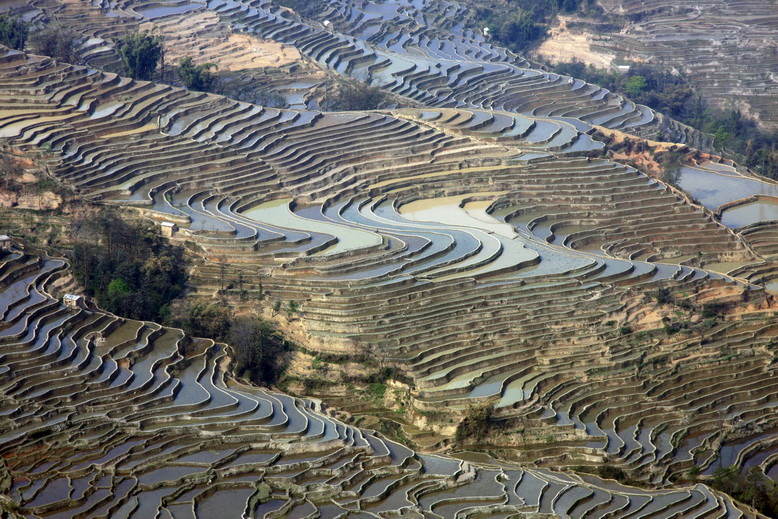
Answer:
63;294;84;309
612;59;632;73
0;235;11;251
160;221;178;237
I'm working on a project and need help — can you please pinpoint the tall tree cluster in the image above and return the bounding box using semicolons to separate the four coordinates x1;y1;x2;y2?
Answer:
229;317;289;385
177;57;218;92
28;26;83;64
0;14;28;50
552;60;778;179
117;31;163;81
470;0;600;53
326;81;386;111
71;211;188;321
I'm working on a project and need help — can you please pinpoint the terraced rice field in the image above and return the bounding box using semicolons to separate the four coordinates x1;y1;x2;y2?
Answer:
5;0;715;144
0;250;760;517
1;36;778;492
203;0;696;142
12;0;323;108
3;0;778;515
595;0;778;127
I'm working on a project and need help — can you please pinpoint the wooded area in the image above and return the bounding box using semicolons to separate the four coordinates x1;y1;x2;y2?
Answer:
71;211;188;321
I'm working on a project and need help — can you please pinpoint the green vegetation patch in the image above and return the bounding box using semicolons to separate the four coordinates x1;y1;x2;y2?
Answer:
553;60;778;179
72;210;187;322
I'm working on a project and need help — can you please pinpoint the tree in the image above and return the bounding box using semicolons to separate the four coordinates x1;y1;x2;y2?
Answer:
714;126;730;150
655;287;673;305
555;59;586;80
107;278;131;298
177;57;217;92
228;317;288;385
0;150;23;192
597;465;628;481
287;300;299;318
28;26;83;64
625;75;647;97
552;60;778;180
710;465;778;517
0;15;28;50
659;150;683;186
117;31;163;81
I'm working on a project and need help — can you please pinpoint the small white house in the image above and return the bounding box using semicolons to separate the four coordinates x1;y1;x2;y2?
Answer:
612;59;632;74
0;235;10;251
160;221;178;238
63;294;84;309
323;20;332;29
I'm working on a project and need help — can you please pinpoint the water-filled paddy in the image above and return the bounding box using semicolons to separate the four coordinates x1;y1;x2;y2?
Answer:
137;2;204;18
677;164;778;210
399;194;538;278
243;198;381;256
720;198;778;228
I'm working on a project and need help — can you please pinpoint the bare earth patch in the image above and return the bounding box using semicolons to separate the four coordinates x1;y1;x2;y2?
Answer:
224;34;302;70
533;16;616;68
142;11;305;72
596;125;683;176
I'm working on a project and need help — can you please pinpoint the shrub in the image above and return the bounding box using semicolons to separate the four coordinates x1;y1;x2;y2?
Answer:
664;322;681;335
302;376;334;392
702;302;726;319
327;81;386;111
253;89;285;108
455;404;494;443
274;0;325;16
365;367;397;384
367;382;387;400
287;300;299;317
677;299;693;311
597;465;627;481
